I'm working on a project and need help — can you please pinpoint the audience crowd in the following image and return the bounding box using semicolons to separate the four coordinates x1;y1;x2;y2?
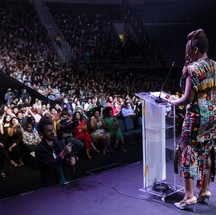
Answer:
0;87;141;179
0;1;185;185
48;3;150;62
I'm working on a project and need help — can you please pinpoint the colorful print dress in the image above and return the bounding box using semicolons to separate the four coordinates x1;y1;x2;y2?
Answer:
179;58;216;188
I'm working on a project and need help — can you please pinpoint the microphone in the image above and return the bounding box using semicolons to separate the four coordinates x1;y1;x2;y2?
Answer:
155;61;175;103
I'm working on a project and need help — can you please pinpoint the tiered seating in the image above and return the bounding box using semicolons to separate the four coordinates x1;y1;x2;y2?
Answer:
132;0;216;66
118;117;142;144
46;3;123;61
135;0;216;23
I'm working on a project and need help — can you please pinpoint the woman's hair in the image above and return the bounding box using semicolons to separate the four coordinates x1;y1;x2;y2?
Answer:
103;107;113;118
92;107;101;116
10;117;18;124
73;111;83;121
26;122;33;129
27;116;35;124
3;114;11;124
187;29;209;54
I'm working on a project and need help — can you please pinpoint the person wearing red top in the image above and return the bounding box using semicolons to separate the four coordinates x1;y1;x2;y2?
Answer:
73;111;99;159
112;102;121;117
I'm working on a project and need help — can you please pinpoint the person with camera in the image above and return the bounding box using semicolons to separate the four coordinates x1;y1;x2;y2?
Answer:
35;115;77;187
56;108;84;158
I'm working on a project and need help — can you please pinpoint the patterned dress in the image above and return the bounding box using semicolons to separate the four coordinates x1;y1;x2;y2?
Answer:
179;58;216;188
90;116;110;142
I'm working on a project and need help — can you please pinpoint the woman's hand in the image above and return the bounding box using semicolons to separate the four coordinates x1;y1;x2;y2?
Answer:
168;95;178;105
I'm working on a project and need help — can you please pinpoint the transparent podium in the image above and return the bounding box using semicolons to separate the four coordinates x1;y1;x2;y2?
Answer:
136;92;184;203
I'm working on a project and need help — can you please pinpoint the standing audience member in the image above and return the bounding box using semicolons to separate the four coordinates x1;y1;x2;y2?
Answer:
168;29;216;211
4;88;15;105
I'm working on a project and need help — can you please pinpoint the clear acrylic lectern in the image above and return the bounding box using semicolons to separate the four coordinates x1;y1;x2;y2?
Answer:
136;92;184;203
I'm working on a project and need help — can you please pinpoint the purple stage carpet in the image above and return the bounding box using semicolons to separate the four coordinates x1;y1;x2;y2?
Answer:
0;161;215;215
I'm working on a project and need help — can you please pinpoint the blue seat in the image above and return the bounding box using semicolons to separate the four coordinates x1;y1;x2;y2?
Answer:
117;118;138;144
124;117;142;136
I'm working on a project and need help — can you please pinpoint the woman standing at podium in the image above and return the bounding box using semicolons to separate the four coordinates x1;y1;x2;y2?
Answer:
169;29;216;211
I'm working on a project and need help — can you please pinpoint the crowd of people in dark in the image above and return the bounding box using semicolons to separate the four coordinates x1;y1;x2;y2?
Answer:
48;3;150;62
0;1;184;187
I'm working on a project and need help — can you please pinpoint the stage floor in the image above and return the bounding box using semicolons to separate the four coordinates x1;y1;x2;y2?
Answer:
0;161;215;215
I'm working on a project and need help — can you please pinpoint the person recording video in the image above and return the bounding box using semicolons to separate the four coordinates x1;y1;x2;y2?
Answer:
35;115;77;187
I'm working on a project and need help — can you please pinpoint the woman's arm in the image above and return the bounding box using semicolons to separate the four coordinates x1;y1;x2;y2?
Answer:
0;123;4;135
89;117;97;130
170;76;196;106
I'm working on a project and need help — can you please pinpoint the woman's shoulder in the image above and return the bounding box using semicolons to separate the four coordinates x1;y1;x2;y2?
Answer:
189;59;216;69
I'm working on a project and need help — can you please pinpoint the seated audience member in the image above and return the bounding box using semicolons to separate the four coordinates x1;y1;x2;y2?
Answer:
0;115;21;176
22;122;41;153
84;98;93;112
61;98;73;115
121;101;136;117
25;116;37;130
106;96;114;107
73;111;100;159
0;143;7;177
112;102;121;117
35;115;76;187
103;107;126;152
16;110;26;128
0;115;18;168
89;107;110;155
20;89;31;104
49;107;60;131
8;117;24;166
76;107;88;121
56;108;84;157
74;100;83;112
22;122;41;168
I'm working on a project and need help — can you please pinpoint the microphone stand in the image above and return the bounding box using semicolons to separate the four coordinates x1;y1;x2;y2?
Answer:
155;61;175;103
